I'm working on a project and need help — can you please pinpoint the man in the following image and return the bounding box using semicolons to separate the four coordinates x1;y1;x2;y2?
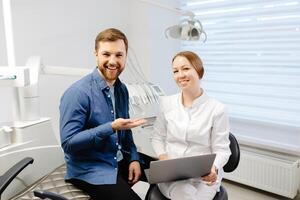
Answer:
59;28;146;200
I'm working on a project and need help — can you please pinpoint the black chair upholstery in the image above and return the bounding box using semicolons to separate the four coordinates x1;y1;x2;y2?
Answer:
223;133;240;173
145;133;240;200
213;186;227;200
146;184;167;200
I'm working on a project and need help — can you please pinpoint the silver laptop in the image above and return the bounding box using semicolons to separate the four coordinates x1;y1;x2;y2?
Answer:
145;154;216;184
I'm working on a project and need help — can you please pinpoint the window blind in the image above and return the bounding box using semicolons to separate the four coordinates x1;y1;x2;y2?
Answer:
181;0;300;127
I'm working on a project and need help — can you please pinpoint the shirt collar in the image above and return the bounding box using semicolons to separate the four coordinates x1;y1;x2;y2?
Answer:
179;90;209;108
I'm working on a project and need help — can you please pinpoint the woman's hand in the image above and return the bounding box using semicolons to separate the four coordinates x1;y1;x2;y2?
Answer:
158;153;168;160
201;165;218;186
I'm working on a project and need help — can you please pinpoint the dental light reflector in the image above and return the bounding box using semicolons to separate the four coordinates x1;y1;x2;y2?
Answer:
165;13;207;42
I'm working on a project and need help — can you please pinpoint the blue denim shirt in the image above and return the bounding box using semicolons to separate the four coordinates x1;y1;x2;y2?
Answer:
59;68;139;185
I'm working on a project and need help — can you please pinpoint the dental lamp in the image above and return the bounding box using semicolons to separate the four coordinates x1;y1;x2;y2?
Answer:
165;11;207;42
137;0;207;42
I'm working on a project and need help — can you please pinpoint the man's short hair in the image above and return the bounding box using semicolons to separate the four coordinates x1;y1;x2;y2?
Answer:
95;28;128;52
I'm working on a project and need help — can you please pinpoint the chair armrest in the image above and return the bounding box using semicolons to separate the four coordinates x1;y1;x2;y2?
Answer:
0;157;34;195
34;190;68;200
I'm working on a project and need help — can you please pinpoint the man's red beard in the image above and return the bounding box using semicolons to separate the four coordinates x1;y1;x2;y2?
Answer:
99;62;123;82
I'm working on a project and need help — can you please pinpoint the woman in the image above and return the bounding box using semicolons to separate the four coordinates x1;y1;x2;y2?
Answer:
151;51;231;200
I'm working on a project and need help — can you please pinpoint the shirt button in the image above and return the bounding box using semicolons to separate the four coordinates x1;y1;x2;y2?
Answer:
115;168;117;170
114;157;117;160
108;95;111;98
111;110;114;114
116;142;118;145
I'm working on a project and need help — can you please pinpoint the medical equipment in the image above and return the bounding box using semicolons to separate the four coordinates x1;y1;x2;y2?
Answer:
0;57;42;122
0;67;30;87
0;58;65;200
0;126;12;149
165;11;207;42
138;0;206;42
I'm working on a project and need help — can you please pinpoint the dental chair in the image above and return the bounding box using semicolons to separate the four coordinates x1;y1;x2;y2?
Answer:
0;152;153;200
0;158;33;200
1;134;239;200
0;157;90;200
144;133;240;200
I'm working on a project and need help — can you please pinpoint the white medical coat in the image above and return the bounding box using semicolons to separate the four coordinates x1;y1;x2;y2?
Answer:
151;92;231;171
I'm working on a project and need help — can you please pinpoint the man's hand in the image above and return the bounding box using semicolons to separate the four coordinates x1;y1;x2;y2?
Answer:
111;118;147;131
201;165;218;186
128;161;141;184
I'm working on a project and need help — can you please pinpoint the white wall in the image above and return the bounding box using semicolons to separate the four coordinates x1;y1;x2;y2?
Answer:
5;0;131;140
0;1;12;125
11;0;130;67
1;0;181;140
0;0;8;65
127;0;180;95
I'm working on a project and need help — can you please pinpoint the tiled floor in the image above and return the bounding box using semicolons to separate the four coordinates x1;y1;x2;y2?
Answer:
133;180;300;200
